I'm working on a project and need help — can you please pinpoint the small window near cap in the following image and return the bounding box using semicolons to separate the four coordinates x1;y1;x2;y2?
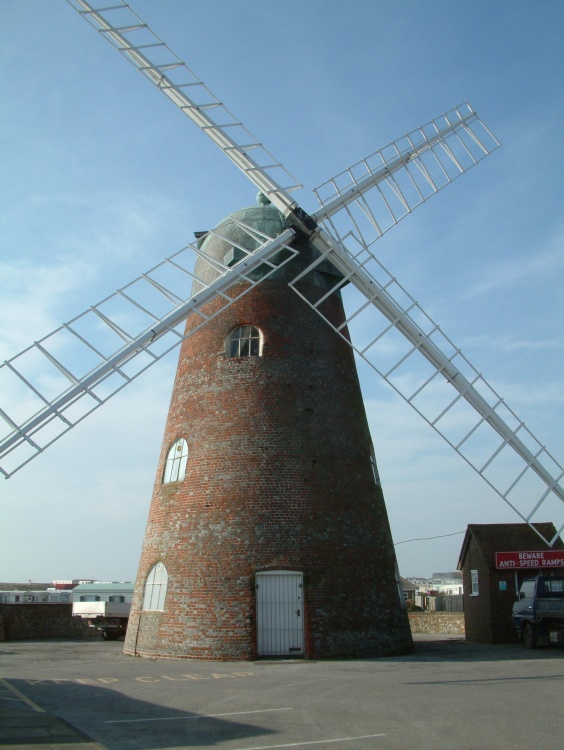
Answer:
226;325;262;357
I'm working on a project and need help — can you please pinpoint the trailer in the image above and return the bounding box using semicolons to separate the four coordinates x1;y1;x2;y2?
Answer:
72;582;134;640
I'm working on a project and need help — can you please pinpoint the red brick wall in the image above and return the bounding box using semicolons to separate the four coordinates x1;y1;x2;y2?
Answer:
125;241;412;659
461;543;520;644
0;604;98;641
487;570;520;644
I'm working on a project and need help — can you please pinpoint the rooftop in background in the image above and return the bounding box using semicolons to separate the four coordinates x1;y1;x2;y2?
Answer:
458;523;564;571
0;582;51;591
72;582;134;593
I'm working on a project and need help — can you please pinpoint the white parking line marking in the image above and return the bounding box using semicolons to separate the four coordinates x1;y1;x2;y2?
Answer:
105;706;293;724
0;677;45;713
233;735;386;750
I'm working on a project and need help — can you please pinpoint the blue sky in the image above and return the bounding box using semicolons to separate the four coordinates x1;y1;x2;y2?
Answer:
1;0;563;582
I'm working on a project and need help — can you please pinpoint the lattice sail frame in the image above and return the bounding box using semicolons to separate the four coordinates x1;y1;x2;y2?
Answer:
1;1;562;547
314;102;500;244
0;224;297;477
289;238;564;547
0;99;496;481
66;0;302;217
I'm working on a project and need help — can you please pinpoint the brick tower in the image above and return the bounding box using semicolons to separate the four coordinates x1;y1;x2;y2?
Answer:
124;202;412;660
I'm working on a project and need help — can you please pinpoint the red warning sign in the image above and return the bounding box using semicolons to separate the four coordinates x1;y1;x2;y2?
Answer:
495;550;564;569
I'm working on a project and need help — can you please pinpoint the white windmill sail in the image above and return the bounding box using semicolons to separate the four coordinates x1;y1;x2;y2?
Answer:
0;102;497;480
65;0;304;224
288;220;564;547
1;4;500;479
313;102;500;244
2;2;562;548
0;224;297;478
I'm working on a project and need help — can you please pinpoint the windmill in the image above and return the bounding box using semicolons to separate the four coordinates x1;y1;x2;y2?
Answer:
1;1;563;657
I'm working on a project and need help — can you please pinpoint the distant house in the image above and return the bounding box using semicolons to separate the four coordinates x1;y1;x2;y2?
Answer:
404;572;463;611
399;577;418;603
0;589;72;604
407;572;463;596
72;582;134;605
72;582;134;640
457;522;564;644
0;579;104;604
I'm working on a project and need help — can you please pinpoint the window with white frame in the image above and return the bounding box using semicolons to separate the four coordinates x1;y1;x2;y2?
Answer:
163;438;188;484
226;325;262;357
470;569;479;596
369;446;381;486
142;562;168;611
395;563;404;605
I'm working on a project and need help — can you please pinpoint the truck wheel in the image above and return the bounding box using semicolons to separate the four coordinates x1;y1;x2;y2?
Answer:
101;631;119;641
523;623;536;649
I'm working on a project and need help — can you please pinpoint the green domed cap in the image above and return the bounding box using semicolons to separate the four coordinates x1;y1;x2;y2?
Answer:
193;199;344;295
193;202;291;291
207;204;289;254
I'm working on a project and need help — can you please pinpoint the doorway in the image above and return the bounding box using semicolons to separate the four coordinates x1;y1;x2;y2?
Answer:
256;571;304;657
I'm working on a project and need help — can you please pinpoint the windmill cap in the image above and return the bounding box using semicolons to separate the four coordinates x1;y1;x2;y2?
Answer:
193;202;343;293
193;203;290;290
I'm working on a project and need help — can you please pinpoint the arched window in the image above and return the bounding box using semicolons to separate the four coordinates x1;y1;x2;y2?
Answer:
226;325;262;357
163;438;188;484
142;562;168;611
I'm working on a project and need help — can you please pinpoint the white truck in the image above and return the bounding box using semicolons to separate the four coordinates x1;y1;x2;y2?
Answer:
72;582;134;640
512;571;564;648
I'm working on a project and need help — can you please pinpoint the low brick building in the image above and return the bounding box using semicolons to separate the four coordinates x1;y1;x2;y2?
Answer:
457;522;563;644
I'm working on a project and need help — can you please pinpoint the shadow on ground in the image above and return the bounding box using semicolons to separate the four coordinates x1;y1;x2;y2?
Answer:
2;678;278;750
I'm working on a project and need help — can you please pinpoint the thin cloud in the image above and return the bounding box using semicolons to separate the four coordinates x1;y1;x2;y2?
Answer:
16;190;186;265
460;332;564;355
0;189;193;360
0;258;95;359
461;228;564;299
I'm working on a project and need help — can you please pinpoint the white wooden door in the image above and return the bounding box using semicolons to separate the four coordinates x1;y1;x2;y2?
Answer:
256;571;304;657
